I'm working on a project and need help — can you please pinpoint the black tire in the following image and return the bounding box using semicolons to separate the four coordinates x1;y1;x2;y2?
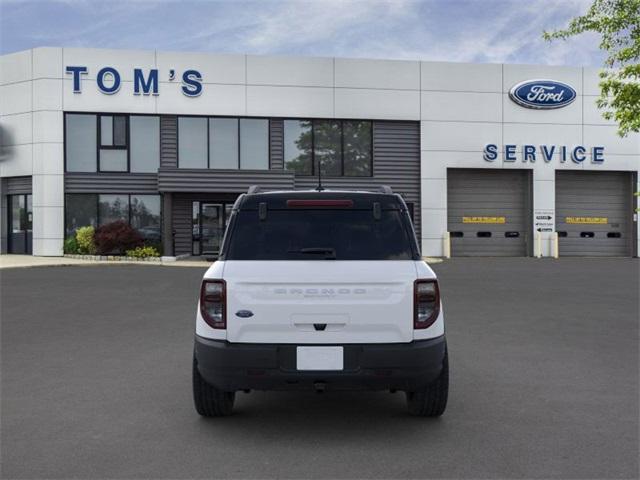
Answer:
406;348;449;417
192;356;235;417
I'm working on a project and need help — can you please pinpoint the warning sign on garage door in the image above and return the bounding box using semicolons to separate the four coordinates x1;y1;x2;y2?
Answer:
566;217;608;224
462;216;506;224
534;209;554;232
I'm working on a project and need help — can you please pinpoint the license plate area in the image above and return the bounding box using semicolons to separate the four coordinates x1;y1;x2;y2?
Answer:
296;346;344;371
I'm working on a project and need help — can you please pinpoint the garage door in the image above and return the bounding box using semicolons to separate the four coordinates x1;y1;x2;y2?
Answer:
447;169;532;256
556;171;634;256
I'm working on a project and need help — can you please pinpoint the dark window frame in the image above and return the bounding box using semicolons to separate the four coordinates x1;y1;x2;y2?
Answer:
98;114;129;172
190;200;234;256
64;192;162;244
284;118;374;178
7;193;32;254
177;115;271;171
63;112;161;174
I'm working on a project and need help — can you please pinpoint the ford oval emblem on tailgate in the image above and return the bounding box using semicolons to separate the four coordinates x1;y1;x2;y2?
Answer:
235;310;254;318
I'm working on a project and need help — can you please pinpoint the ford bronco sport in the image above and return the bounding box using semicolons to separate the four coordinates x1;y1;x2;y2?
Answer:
193;187;448;416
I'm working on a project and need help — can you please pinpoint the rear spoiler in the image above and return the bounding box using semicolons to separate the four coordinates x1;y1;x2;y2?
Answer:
246;185;394;195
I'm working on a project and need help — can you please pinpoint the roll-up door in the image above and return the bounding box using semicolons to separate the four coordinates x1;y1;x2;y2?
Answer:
555;171;633;256
447;169;532;256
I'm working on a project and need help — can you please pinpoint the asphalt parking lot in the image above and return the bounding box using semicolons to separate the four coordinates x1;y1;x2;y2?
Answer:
1;258;638;479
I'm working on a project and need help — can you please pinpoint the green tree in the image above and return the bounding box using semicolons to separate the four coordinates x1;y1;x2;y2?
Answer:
543;0;640;136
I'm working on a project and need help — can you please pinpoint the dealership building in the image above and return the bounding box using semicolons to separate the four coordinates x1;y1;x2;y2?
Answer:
0;47;638;258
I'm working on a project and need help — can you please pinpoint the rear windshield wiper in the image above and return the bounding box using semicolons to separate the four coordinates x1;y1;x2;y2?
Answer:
288;247;337;259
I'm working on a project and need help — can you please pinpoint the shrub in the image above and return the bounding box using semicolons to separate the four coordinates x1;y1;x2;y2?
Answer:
64;236;79;254
125;245;160;258
94;221;143;255
75;226;96;254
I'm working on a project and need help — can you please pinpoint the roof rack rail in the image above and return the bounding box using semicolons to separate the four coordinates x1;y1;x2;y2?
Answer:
378;185;393;194
247;185;261;195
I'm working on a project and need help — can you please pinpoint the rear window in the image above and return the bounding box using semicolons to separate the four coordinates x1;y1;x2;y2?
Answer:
223;208;417;260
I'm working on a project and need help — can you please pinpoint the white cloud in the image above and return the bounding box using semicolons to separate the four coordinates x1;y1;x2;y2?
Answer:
0;0;606;66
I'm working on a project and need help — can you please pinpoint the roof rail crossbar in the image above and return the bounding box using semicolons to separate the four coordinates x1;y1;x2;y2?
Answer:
247;185;261;195
378;185;393;194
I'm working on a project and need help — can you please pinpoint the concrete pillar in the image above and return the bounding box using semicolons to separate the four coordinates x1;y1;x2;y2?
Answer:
532;168;555;257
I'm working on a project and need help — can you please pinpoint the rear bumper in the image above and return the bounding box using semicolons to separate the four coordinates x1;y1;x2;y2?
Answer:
194;335;447;392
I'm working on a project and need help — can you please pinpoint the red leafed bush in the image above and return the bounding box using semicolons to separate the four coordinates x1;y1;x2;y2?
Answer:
94;220;143;255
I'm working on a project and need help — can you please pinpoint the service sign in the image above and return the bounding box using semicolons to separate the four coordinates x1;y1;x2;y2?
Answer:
509;79;577;109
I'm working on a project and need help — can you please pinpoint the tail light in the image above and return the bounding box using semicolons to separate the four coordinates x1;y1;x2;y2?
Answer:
414;279;440;329
200;279;226;329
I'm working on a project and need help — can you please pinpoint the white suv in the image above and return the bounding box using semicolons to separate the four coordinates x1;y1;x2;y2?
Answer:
193;187;448;417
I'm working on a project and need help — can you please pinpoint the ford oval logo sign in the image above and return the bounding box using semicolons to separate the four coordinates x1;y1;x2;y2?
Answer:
509;79;577;109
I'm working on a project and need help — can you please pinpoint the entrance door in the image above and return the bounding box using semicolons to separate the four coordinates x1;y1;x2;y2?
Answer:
200;203;224;256
8;194;32;254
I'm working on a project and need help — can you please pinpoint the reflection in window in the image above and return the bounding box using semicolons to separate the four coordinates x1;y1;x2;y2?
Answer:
178;117;208;168
65;114;97;172
100;150;127;172
240;119;269;170
313;120;341;176
343;121;371;176
192;201;201;256
100;116;113;146
98;195;129;225
130;116;160;173
65;194;97;236
284;120;312;175
210;118;238;169
11;195;24;233
131;195;161;245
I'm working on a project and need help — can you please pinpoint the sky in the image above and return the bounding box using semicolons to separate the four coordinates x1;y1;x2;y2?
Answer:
0;0;604;66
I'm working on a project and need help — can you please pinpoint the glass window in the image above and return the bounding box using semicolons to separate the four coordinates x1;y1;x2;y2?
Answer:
240;119;268;170
210;118;238;169
192;201;201;255
225;209;415;261
65;194;97;236
130;195;161;245
100;115;127;147
178;117;207;168
98;195;129;226
11;195;24;233
100;116;113;146
343;121;371;176
26;194;32;232
313;120;341;176
100;149;127;172
130;116;160;173
65;114;97;172
284;120;312;175
113;116;127;146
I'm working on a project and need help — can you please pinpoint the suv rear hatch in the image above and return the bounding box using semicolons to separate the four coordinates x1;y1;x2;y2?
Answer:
219;193;421;344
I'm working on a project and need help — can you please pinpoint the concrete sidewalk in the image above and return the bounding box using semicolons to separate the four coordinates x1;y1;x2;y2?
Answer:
0;254;212;269
0;254;442;270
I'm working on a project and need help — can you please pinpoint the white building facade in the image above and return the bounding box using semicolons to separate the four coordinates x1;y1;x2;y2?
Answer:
1;47;638;257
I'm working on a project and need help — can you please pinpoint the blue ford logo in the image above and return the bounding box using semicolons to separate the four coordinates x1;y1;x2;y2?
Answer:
509;79;576;109
235;310;254;318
